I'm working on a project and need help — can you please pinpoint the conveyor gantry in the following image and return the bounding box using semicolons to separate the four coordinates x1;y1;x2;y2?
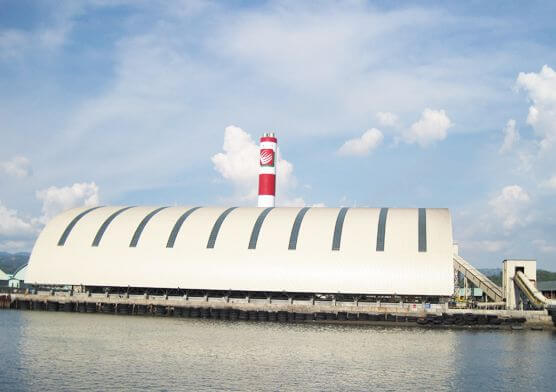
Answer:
453;254;504;302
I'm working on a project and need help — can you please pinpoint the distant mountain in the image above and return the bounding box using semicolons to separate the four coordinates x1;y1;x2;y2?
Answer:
480;269;502;286
537;270;556;281
479;268;502;277
478;267;556;287
0;252;30;275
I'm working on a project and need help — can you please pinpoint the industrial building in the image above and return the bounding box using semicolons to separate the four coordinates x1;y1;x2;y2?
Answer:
0;265;27;288
0;268;8;287
15;132;556;326
25;206;454;299
538;281;556;299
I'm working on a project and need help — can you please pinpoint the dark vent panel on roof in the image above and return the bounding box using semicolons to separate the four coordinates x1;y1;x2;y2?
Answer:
418;208;427;252
288;207;310;250
332;207;349;251
207;207;237;249
376;208;388;252
248;207;274;249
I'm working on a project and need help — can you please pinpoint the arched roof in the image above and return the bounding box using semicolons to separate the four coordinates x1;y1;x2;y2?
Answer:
0;268;9;280
26;206;454;296
13;264;27;280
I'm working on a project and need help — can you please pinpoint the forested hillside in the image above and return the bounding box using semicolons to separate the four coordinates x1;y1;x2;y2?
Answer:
0;252;29;274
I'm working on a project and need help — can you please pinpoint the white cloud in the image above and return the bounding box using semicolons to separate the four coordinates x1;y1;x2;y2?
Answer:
489;185;530;231
540;175;556;190
0;156;32;178
533;239;556;254
338;128;383;156
0;20;73;59
499;119;519;154
403;109;453;147
211;126;299;205
0;240;32;253
516;65;556;151
376;112;398;127
467;240;509;253
0;201;35;236
35;182;100;224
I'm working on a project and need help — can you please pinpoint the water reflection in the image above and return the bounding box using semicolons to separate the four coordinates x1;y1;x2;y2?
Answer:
1;311;553;391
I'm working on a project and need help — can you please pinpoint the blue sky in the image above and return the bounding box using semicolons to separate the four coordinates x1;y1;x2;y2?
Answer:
1;0;556;269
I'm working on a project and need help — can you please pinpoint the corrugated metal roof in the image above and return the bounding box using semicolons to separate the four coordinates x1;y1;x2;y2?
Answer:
331;207;349;251
130;207;168;247
538;280;556;291
57;206;102;246
376;208;388;251
166;207;201;248
248;207;274;250
26;206;454;296
92;206;135;247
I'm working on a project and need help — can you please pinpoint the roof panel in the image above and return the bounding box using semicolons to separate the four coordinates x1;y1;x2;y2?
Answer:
248;207;274;249
170;207;228;250
254;208;303;253
213;207;264;251
58;206;103;246
129;207;168;247
340;208;380;255
331;207;349;251
92;206;135;247
288;207;310;250
166;207;201;248
296;207;340;252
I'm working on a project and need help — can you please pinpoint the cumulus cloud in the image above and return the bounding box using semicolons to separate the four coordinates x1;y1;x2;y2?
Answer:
376;112;398;127
499;119;519;154
516;65;556;151
0;156;32;178
403;109;453;147
36;182;100;223
338;128;383;156
489;185;530;231
0;201;35;236
211;126;300;205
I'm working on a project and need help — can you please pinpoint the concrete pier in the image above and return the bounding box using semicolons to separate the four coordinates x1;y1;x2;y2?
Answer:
5;291;555;330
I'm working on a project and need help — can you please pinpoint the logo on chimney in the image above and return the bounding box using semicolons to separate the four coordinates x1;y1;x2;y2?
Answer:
260;149;274;167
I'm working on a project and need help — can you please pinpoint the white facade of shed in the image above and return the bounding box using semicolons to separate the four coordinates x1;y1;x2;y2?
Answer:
26;206;454;296
0;268;9;281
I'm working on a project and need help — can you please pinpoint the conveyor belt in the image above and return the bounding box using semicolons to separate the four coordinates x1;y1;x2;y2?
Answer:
453;255;504;302
514;271;556;309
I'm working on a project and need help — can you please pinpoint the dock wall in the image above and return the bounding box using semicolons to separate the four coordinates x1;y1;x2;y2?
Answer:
3;292;555;330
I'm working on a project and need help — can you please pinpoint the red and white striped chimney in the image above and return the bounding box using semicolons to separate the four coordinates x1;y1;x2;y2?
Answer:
258;132;277;207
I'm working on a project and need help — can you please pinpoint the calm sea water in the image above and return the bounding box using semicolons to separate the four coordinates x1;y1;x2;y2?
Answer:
0;310;554;391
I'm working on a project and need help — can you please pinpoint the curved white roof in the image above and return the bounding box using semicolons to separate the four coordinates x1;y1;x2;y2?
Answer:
26;206;454;296
13;264;27;280
0;268;8;280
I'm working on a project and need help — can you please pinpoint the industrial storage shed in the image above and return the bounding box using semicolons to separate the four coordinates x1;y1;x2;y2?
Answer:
26;206;454;297
0;268;9;286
